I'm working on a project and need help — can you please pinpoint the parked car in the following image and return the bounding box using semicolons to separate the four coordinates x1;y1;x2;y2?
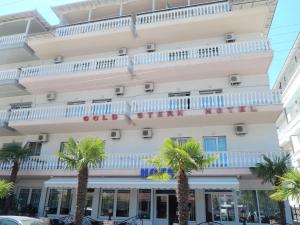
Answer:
0;216;46;225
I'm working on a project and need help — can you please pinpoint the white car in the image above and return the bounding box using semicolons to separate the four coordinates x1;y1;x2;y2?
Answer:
0;216;46;225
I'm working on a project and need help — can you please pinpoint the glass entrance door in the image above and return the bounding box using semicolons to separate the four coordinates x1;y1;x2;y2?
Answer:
155;194;178;225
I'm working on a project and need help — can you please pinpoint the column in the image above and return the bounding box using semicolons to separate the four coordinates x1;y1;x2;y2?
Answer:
152;0;156;11
88;9;92;21
129;189;138;217
195;189;205;222
233;190;239;224
38;187;48;217
25;19;32;35
285;200;293;224
92;189;101;218
70;188;77;215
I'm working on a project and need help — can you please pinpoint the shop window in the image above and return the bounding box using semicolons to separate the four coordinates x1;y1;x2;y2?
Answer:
205;193;235;222
18;189;30;213
156;196;167;218
138;189;151;219
116;190;130;217
85;191;94;216
100;190;115;216
189;191;196;221
257;190;280;224
237;190;259;223
60;189;73;215
47;189;60;214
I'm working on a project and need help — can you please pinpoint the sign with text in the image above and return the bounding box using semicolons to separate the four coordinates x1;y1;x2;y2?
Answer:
140;168;174;177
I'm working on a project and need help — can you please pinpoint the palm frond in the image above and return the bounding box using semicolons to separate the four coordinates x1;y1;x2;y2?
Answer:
0;180;13;199
147;172;172;181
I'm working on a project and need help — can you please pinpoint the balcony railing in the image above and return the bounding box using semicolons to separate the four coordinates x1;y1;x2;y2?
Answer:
136;2;230;25
0;110;9;124
0;69;20;81
131;91;281;113
20;56;129;79
55;16;132;37
0;151;289;171
133;39;271;65
0;33;26;49
9;102;130;122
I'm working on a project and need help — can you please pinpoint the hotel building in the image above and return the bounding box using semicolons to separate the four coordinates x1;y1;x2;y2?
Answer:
0;0;292;224
274;33;300;205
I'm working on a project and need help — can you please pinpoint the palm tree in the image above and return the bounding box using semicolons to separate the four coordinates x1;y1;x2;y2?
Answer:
0;142;30;213
148;138;217;225
57;137;105;225
251;154;291;225
0;180;13;200
270;170;300;203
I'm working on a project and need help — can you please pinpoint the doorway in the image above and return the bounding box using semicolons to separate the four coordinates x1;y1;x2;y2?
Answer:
155;193;178;225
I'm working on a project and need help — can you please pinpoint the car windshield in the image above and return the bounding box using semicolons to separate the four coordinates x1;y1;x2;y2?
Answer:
20;220;45;225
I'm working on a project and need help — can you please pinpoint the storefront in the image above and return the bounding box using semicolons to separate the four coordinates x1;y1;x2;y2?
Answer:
39;176;285;225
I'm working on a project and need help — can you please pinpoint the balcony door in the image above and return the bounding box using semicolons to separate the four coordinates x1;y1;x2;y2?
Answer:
66;101;85;117
203;136;227;167
92;99;112;115
10;102;32;120
199;89;223;108
168;92;190;110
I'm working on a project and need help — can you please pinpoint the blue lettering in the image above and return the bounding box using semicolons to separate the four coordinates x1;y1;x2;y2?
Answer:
140;168;149;177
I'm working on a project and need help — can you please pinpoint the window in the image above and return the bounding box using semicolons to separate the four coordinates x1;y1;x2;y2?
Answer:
47;189;60;214
66;101;86;117
60;189;73;214
59;142;67;153
92;99;112;115
27;142;42;156
138;189;151;219
17;188;41;215
171;137;191;145
258;190;280;224
237;191;259;223
203;136;226;152
116;190;130;217
199;89;223;108
189;191;196;221
100;190;115;216
30;189;42;213
18;189;30;213
156;196;167;218
168;92;190;110
85;190;94;216
205;193;235;222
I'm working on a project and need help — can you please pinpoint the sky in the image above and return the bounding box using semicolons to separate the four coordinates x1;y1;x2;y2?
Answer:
0;0;299;88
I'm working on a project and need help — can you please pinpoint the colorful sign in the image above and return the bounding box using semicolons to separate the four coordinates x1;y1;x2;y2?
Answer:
140;168;174;177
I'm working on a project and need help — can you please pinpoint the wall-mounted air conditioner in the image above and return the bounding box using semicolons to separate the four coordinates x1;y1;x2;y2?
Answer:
110;129;121;139
234;124;247;136
142;128;153;138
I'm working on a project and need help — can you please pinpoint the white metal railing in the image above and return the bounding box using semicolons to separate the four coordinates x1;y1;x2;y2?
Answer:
0;69;20;81
134;39;271;65
131;91;281;113
55;16;132;37
20;56;129;79
9;102;129;122
0;110;9;123
0;151;290;171
0;33;26;49
136;2;230;25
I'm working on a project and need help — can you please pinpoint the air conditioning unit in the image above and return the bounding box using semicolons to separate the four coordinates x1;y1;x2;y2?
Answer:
46;92;56;101
229;74;241;86
234;124;247;136
118;47;128;56
54;55;64;64
110;129;121;139
144;82;154;93
225;33;236;43
146;43;156;52
37;133;48;142
142;128;153;138
115;86;125;96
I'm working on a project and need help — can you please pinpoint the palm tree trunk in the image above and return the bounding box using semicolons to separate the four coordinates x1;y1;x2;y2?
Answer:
278;201;286;225
75;167;88;225
176;169;190;225
4;161;19;214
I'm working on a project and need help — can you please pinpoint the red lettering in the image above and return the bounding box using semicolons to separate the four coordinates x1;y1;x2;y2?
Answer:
93;116;99;121
137;113;143;119
205;108;212;114
250;106;257;112
112;114;118;120
147;112;153;118
167;111;174;117
83;116;89;122
157;112;163;118
102;115;108;120
227;107;234;113
177;110;184;116
216;108;222;114
239;106;246;112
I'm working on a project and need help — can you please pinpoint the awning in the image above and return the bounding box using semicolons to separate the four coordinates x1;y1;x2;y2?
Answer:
44;177;239;190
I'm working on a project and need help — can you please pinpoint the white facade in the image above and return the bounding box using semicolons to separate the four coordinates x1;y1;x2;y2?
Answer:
0;0;292;224
274;33;300;183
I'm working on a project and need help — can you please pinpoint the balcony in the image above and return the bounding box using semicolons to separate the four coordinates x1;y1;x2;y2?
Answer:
131;91;282;128
0;151;290;177
135;1;271;45
0;69;28;97
0;33;37;64
19;56;130;93
28;16;134;59
133;39;272;82
0;110;16;135
8;101;130;134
